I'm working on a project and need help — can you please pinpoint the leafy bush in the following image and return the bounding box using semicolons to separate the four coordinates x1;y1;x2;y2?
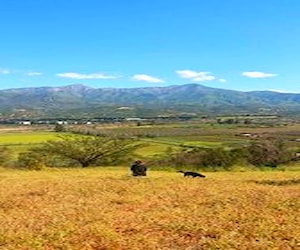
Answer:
154;147;245;170
246;138;294;167
17;150;46;170
0;146;11;166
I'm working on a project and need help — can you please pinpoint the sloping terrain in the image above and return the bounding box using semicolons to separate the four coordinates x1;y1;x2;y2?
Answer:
0;84;299;118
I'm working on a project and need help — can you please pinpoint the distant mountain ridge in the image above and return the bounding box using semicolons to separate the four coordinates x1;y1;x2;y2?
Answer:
0;84;299;119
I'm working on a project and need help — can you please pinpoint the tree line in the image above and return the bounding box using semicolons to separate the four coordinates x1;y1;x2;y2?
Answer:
152;139;297;170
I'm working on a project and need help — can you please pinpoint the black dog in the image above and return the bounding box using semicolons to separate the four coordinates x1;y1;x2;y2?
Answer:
178;171;206;178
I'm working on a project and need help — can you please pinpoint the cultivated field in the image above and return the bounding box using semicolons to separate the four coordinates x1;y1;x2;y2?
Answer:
0;168;299;250
1;122;300;160
0;129;59;159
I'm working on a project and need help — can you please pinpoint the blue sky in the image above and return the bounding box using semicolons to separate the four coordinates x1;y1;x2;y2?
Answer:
1;0;299;92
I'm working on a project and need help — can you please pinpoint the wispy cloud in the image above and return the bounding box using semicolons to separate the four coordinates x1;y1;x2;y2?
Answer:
269;89;299;93
0;68;10;74
132;74;165;83
26;72;43;76
218;78;227;83
57;72;117;79
242;71;277;78
176;70;216;82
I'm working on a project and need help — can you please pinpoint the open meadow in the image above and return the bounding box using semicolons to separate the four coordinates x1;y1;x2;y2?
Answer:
0;167;299;249
0;123;299;249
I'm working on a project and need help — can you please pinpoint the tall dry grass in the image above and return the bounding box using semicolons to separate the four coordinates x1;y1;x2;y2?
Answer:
0;168;299;249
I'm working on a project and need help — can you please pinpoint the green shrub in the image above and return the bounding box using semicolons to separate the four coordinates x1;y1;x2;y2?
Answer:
0;146;11;166
17;150;46;170
246;138;294;167
153;147;245;170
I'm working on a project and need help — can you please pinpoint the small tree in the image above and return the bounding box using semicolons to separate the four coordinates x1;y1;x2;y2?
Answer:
246;138;293;167
54;123;65;132
37;135;142;167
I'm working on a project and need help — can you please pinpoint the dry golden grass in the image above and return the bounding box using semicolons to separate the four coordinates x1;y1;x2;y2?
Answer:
0;168;299;250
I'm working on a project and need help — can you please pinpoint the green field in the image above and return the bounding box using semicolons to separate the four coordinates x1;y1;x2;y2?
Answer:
0;131;61;158
0;131;59;145
1;123;300;162
0;130;248;162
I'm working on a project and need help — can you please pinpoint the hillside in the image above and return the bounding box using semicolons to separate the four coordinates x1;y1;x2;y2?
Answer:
0;84;300;119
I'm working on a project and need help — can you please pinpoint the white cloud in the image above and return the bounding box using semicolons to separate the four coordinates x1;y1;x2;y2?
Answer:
27;72;43;76
218;78;227;83
57;72;117;79
0;68;10;74
242;71;277;78
132;74;165;83
269;89;299;93
176;70;216;82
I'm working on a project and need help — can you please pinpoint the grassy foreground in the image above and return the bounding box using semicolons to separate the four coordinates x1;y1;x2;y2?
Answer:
0;168;299;250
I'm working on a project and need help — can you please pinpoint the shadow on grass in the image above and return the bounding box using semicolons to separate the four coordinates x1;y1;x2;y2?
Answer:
252;179;300;186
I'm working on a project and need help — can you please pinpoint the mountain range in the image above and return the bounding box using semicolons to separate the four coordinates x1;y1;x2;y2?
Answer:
0;84;299;119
